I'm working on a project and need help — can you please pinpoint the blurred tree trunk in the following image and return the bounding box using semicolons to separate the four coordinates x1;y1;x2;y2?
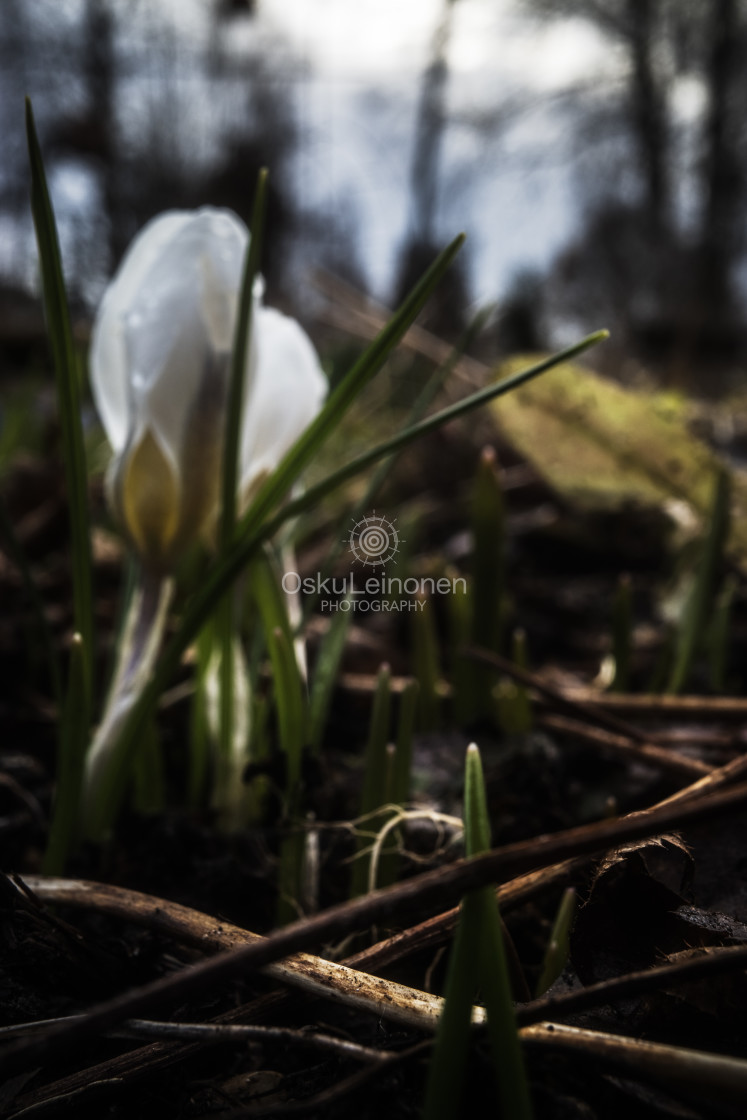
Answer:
627;0;669;232
394;0;468;338
697;0;742;321
82;0;123;269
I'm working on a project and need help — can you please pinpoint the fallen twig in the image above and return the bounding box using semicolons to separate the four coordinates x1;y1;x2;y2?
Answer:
19;876;457;1033
516;944;747;1027
522;1021;747;1117
464;647;670;745
6;779;747;1076
538;712;710;778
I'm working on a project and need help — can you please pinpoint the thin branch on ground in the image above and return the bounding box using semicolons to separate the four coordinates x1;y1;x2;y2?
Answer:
516;945;747;1026
538;713;710;778
8;779;747;1075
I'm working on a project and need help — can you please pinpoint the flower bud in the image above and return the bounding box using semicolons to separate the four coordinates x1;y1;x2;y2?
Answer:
90;207;326;571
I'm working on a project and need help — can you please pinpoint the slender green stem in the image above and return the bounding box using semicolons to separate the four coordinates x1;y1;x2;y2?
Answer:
81;571;174;840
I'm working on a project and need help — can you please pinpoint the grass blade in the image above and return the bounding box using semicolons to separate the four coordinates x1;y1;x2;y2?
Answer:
464;743;533;1118
423;893;483;1120
708;573;737;692
308;597;353;752
250;547;308;790
25;98;93;703
496;628;533;735
411;592;442;731
351;663;392;898
471;446;506;720
668;463;730;694
217;169;268;823
535;886;575;997
188;623;213;808
394;678;418;804
220;167;267;552
271;331;610;538
464;742;492;858
425;744;533;1117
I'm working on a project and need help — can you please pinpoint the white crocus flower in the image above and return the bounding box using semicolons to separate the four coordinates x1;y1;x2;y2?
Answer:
82;207;326;838
90;206;326;572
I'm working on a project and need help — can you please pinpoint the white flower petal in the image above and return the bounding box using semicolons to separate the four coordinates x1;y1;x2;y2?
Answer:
90;212;193;453
91;209;248;456
239;307;327;499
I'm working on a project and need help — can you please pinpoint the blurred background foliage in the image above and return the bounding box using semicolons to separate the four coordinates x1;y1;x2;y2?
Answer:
3;0;747;393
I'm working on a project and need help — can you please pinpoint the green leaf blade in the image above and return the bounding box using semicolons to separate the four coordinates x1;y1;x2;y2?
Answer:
25;98;94;702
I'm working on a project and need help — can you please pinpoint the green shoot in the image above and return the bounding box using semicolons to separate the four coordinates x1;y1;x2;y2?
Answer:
611;574;633;692
351;663;392;898
424;744;532;1119
496;629;533;735
412;592;442;730
535;887;575;997
470;445;506;721
708;573;737;692
394;678;418;804
448;566;474;725
188;623;214;808
668;464;730;694
308;597;353;752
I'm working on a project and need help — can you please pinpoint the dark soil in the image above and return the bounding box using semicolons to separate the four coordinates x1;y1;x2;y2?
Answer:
2;421;747;1120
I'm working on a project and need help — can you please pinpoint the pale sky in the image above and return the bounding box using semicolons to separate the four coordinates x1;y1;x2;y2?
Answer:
261;0;612;87
251;0;617;304
16;0;627;313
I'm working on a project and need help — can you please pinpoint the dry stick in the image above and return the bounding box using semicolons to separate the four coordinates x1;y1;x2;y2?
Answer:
9;862;585;1117
117;1019;391;1063
521;1022;747;1115
516;944;747;1027
6;779;747;1077
557;688;747;721
464;646;673;745
16;941;747;1120
15;752;747;1113
213;1041;432;1120
21;876;460;1033
13;741;747;1113
538;713;710;779
1;1015;392;1064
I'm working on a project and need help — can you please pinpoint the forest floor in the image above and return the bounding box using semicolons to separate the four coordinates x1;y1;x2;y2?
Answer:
2;363;747;1120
